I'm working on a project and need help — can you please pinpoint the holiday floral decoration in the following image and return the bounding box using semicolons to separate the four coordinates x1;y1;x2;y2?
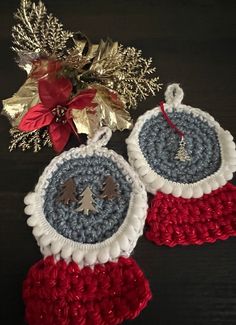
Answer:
2;0;161;153
18;77;97;152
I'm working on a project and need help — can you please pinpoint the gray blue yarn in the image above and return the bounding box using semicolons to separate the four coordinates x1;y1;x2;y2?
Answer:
43;155;132;244
139;111;221;183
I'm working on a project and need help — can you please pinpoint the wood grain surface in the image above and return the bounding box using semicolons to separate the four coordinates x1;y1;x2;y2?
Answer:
0;1;235;324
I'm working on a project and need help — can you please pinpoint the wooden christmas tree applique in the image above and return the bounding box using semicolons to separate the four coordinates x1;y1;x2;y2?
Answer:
100;176;119;200
58;178;78;205
76;186;97;215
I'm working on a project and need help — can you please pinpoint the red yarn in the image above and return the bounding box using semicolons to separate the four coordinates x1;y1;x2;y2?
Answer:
23;256;152;325
159;101;184;138
146;182;236;247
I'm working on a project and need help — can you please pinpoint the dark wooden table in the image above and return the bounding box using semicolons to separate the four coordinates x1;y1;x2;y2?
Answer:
0;1;236;324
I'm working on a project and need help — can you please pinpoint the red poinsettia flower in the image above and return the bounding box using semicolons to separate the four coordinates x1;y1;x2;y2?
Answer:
19;77;97;152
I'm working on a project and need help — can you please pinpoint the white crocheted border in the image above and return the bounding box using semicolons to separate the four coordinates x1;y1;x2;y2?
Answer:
24;130;147;268
127;103;236;198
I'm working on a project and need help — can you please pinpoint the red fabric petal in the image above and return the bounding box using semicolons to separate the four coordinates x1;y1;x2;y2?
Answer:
67;89;97;111
38;77;73;109
18;103;54;132
49;122;72;153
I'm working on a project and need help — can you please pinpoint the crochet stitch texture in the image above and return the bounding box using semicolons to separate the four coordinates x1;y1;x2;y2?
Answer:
44;155;132;244
146;182;236;246
127;83;236;246
23;256;151;325
139;111;221;183
23;128;151;325
127;83;236;198
24;128;148;266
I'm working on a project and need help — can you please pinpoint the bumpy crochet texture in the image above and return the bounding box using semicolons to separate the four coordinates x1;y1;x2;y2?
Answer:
139;111;221;183
23;256;152;325
146;182;236;246
43;155;132;244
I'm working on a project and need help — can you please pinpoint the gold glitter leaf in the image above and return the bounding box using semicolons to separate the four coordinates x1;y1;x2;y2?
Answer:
72;84;132;137
89;39;119;74
12;0;73;63
93;84;132;132
9;127;52;152
2;78;39;127
72;108;100;137
88;40;161;108
116;46;161;108
64;33;98;72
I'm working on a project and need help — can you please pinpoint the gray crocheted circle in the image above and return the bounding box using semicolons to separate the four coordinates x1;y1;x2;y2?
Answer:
139;111;221;183
43;155;132;244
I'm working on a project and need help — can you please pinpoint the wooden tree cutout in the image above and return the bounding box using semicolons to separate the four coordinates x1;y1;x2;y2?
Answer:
58;178;78;205
100;176;119;200
76;186;97;215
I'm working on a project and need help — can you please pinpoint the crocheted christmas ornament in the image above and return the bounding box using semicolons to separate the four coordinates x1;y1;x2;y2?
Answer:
1;0;161;153
23;127;151;325
127;83;236;246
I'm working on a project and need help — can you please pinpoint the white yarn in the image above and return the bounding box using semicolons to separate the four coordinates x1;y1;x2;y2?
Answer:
126;84;236;198
165;83;184;108
24;129;147;268
87;127;112;147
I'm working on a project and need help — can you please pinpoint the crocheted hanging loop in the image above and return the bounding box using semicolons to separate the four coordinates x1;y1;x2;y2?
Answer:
164;83;184;108
24;127;148;267
23;127;151;324
87;126;112;148
127;83;236;199
127;83;236;247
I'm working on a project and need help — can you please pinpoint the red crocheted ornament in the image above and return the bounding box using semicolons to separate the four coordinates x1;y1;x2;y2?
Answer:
23;256;152;325
146;183;236;247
